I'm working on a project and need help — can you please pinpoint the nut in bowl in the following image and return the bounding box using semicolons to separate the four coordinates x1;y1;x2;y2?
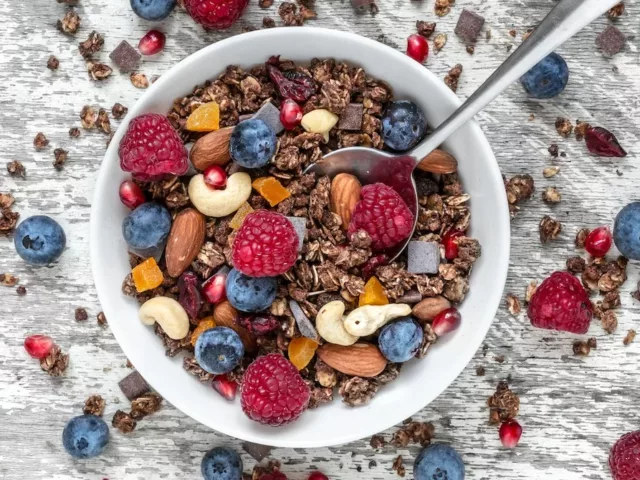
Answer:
91;28;509;448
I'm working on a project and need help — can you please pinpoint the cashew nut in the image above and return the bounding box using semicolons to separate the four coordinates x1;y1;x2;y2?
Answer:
316;301;358;346
301;109;339;143
188;172;252;217
139;296;190;340
343;303;412;337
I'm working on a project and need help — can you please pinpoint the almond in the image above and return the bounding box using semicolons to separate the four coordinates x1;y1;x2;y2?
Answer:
412;296;451;322
316;343;387;377
190;127;234;171
214;301;257;353
165;208;205;278
417;149;458;174
330;173;361;231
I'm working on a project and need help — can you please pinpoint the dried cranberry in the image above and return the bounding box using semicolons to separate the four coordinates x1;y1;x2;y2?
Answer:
266;64;317;102
178;272;202;318
362;254;389;280
238;314;281;335
585;127;627;157
442;230;464;260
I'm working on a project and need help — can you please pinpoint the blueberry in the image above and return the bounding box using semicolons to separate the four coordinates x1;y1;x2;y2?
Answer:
378;316;423;363
201;446;243;480
229;119;277;169
520;52;569;99
195;327;245;375
62;414;109;459
226;268;277;312
414;444;464;480
381;100;427;152
130;0;176;21
122;202;171;260
614;202;640;260
14;215;66;265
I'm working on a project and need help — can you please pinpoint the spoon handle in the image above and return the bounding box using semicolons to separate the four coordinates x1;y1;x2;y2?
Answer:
410;0;621;162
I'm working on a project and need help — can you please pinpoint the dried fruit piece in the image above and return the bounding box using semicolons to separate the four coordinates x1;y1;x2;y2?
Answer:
238;314;281;335
252;177;291;207
585;127;627;157
359;276;389;307
186;102;220;132
190;317;216;346
229;203;254;230
178;272;202;318
288;337;319;370
266;60;317;102
132;258;164;293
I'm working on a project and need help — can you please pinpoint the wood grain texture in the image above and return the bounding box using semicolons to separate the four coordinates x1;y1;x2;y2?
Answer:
1;0;638;478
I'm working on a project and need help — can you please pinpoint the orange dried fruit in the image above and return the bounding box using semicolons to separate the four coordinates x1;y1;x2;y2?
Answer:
132;257;164;293
190;317;216;346
288;337;318;371
229;202;254;230
358;276;389;307
252;177;291;207
186;102;220;132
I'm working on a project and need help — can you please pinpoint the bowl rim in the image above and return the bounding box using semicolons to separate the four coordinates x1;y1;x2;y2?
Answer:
90;26;510;448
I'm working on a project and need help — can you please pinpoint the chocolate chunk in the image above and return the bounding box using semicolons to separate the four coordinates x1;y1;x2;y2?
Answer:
454;9;485;43
407;241;440;274
596;25;626;56
395;289;423;304
109;40;141;72
252;102;284;134
338;103;364;131
289;299;320;341
286;216;307;251
242;442;273;462
118;370;150;400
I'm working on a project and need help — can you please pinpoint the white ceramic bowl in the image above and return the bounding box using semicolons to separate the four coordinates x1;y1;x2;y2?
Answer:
91;27;510;448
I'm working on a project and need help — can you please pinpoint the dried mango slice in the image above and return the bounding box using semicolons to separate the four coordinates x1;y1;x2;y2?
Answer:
186;102;220;132
132;257;164;293
252;177;291;207
358;276;389;307
229;202;254;230
190;317;217;347
288;337;318;370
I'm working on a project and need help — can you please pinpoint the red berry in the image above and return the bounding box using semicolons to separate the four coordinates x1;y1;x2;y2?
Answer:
138;30;166;56
499;420;523;448
431;307;461;336
610;430;640;480
527;271;593;334
348;183;414;252
24;334;54;359
260;473;287;480
266;59;317;102
203;165;227;189
212;374;237;401
407;34;429;63
119;180;146;209
202;266;229;304
184;0;249;29
442;230;464;260
232;211;299;277
280;99;303;130
308;473;329;480
119;114;188;181
585;226;612;257
241;354;310;426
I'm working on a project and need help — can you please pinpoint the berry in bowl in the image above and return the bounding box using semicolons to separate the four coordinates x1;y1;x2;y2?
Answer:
91;28;509;448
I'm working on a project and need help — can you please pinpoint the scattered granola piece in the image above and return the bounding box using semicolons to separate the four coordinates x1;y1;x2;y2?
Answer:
279;2;304;25
259;0;273;7
543;166;560;178
548;144;559;157
587;337;597;349
53;148;68;170
57;10;80;35
339;376;379;406
7;160;25;178
608;2;625;19
596;25;626;56
242;442;273;462
97;109;111;134
84;395;106;416
16;285;27;296
79;31;105;59
487;380;519;424
0;207;19;234
417;20;436;38
539;215;562;243
47;55;60;71
80;106;98;129
392;422;434;447
573;340;592;356
508;29;517;38
494;355;505;364
86;61;113;81
370;434;386;448
112;410;137;433
0;273;18;286
505;174;534;217
40;345;69;376
525;280;537;303
444;64;463;92
392;455;406;477
110;40;142;72
575;228;590;248
130;72;150;89
476;366;485;376
433;33;447;52
601;310;618;334
575;120;591;141
566;256;586;274
97;311;107;326
466;45;475;54
434;0;453;17
112;103;128;119
555;117;573;137
455;9;485;43
130;392;163;419
69;127;80;138
75;307;88;322
542;187;561;204
505;294;521;315
263;16;276;28
0;193;14;210
623;329;636;346
118;370;150;400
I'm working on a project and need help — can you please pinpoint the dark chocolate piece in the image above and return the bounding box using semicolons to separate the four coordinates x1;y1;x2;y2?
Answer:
596;25;626;56
454;9;485;43
109;40;141;73
252;101;284;134
338;103;364;131
118;370;150;401
242;442;274;462
407;241;440;274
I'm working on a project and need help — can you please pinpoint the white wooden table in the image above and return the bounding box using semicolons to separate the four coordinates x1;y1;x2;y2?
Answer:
1;0;638;478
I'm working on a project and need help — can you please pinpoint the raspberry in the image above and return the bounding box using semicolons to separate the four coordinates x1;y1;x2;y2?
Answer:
527;271;593;334
348;183;414;252
240;354;310;426
231;211;299;277
610;431;640;480
119;114;188;181
184;0;249;30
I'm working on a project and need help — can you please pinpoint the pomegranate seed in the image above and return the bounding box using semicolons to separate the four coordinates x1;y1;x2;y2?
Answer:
407;34;429;63
499;420;523;448
202;266;229;304
24;334;54;359
432;307;461;336
212;374;237;401
119;180;146;209
442;230;464;260
280;99;303;130
308;473;329;480
585;226;612;257
138;30;166;56
203;165;227;189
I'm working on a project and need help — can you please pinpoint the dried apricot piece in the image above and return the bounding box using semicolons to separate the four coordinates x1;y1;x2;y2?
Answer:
229;202;254;230
252;177;291;207
132;257;164;293
288;337;318;370
186;102;220;132
358;276;389;307
190;317;216;346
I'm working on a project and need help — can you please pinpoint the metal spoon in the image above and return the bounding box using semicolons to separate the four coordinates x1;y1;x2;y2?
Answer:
306;0;620;261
